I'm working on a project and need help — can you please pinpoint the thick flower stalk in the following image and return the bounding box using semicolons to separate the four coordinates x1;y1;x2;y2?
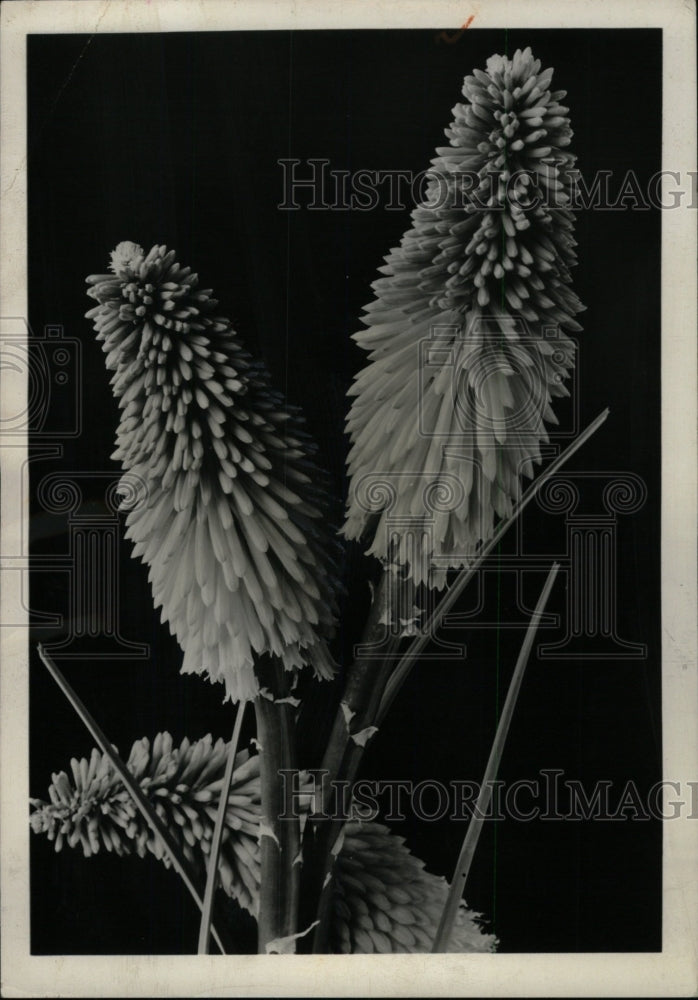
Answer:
332;820;496;954
86;242;337;702
30;733;262;915
344;48;584;588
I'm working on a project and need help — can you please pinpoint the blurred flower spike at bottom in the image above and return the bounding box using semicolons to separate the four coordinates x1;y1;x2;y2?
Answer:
333;822;496;954
30;733;496;954
85;241;339;703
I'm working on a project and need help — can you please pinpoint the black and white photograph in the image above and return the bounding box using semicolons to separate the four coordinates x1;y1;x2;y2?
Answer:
1;1;696;996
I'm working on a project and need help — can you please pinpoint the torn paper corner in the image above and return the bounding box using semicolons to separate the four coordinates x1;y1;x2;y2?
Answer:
265;920;319;955
340;701;355;727
350;725;379;747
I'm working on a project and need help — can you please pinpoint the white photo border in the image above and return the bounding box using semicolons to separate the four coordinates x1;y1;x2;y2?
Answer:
1;1;696;996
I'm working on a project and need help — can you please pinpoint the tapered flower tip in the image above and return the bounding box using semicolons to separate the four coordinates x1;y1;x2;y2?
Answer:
110;241;145;277
86;243;339;702
343;48;584;589
30;733;262;914
332;820;497;953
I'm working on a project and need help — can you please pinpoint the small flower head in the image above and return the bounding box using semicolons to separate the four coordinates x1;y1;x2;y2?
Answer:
344;48;584;588
332;820;497;953
86;244;338;702
30;733;262;914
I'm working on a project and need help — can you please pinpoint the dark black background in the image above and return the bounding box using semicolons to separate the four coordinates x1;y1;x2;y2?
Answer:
28;28;662;954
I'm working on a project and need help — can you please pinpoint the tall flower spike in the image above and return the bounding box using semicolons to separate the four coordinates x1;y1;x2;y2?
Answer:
30;733;263;915
86;243;338;702
331;820;497;954
344;48;585;588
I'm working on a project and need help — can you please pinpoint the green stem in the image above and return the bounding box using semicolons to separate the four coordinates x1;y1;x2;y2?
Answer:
431;562;560;952
197;700;246;954
36;644;227;954
253;659;300;953
316;569;399;816
304;569;411;953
